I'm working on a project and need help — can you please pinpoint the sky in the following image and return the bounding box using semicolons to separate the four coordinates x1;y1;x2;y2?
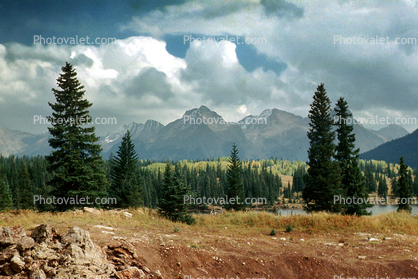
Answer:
1;0;418;135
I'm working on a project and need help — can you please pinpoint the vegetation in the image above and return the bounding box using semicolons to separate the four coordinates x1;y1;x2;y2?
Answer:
397;157;412;213
334;97;371;216
47;62;108;211
0;178;13;211
0;154;416;212
303;83;343;213
159;161;194;224
109;130;142;208
225;144;245;211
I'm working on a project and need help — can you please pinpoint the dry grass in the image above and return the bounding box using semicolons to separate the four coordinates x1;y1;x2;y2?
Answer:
2;209;418;236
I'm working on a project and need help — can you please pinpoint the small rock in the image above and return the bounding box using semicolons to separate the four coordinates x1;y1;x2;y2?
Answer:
123;212;132;218
31;224;60;244
116;266;146;279
1;263;14;276
94;225;114;231
0;245;19;264
17;236;35;251
83;207;101;215
10;255;25;273
142;266;150;273
358;255;366;260
29;266;47;279
0;226;26;247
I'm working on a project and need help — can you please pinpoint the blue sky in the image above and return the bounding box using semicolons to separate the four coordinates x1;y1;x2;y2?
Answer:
1;0;418;135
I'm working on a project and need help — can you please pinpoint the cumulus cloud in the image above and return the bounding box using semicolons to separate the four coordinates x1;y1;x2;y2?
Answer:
1;0;418;134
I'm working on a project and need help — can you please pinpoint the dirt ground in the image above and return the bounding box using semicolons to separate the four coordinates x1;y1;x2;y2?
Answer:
81;223;418;279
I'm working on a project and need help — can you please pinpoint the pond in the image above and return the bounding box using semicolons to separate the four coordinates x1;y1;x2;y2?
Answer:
276;205;418;216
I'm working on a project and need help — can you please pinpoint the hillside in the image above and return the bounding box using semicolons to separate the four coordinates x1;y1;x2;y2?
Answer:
360;129;418;169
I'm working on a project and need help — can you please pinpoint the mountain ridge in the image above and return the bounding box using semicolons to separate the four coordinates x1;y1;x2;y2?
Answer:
0;106;410;161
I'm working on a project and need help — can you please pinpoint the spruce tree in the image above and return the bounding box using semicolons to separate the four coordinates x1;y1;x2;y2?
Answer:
364;163;377;193
378;176;388;199
225;143;245;211
0;178;13;211
159;162;194;224
47;62;108;211
334;97;371;216
18;161;34;210
109;130;142;208
397;157;412;213
303;83;342;213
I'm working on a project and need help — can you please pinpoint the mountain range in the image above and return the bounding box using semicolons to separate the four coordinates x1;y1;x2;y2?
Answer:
0;105;410;163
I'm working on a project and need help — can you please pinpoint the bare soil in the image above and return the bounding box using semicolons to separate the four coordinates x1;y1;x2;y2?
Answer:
78;223;418;278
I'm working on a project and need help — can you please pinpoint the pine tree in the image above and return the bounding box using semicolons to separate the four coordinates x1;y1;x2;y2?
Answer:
47;62;108;211
18;162;34;209
364;163;377;193
159;162;194;224
334;97;371;216
109;131;142;208
225;144;245;211
303;83;342;212
397;157;412;213
378;176;388;199
0;178;13;211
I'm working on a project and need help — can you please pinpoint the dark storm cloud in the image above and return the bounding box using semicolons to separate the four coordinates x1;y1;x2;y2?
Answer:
125;67;174;100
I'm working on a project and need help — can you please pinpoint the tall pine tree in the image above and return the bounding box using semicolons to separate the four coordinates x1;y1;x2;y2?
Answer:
334;97;371;216
109;130;142;208
378;176;388;199
47;62;108;211
303;83;342;213
225;144;245;211
18;161;34;210
397;157;412;213
159;162;194;224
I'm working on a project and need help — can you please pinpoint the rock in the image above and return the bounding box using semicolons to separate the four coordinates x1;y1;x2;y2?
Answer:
29;266;47;279
123;212;132;218
60;226;116;277
31;224;60;244
61;226;95;249
358;255;366;260
1;225;116;279
83;207;101;215
17;236;35;251
10;255;25;273
32;242;56;260
1;263;15;276
64;243;90;265
94;225;114;231
153;270;163;279
0;245;19;264
0;226;26;247
116;266;146;279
